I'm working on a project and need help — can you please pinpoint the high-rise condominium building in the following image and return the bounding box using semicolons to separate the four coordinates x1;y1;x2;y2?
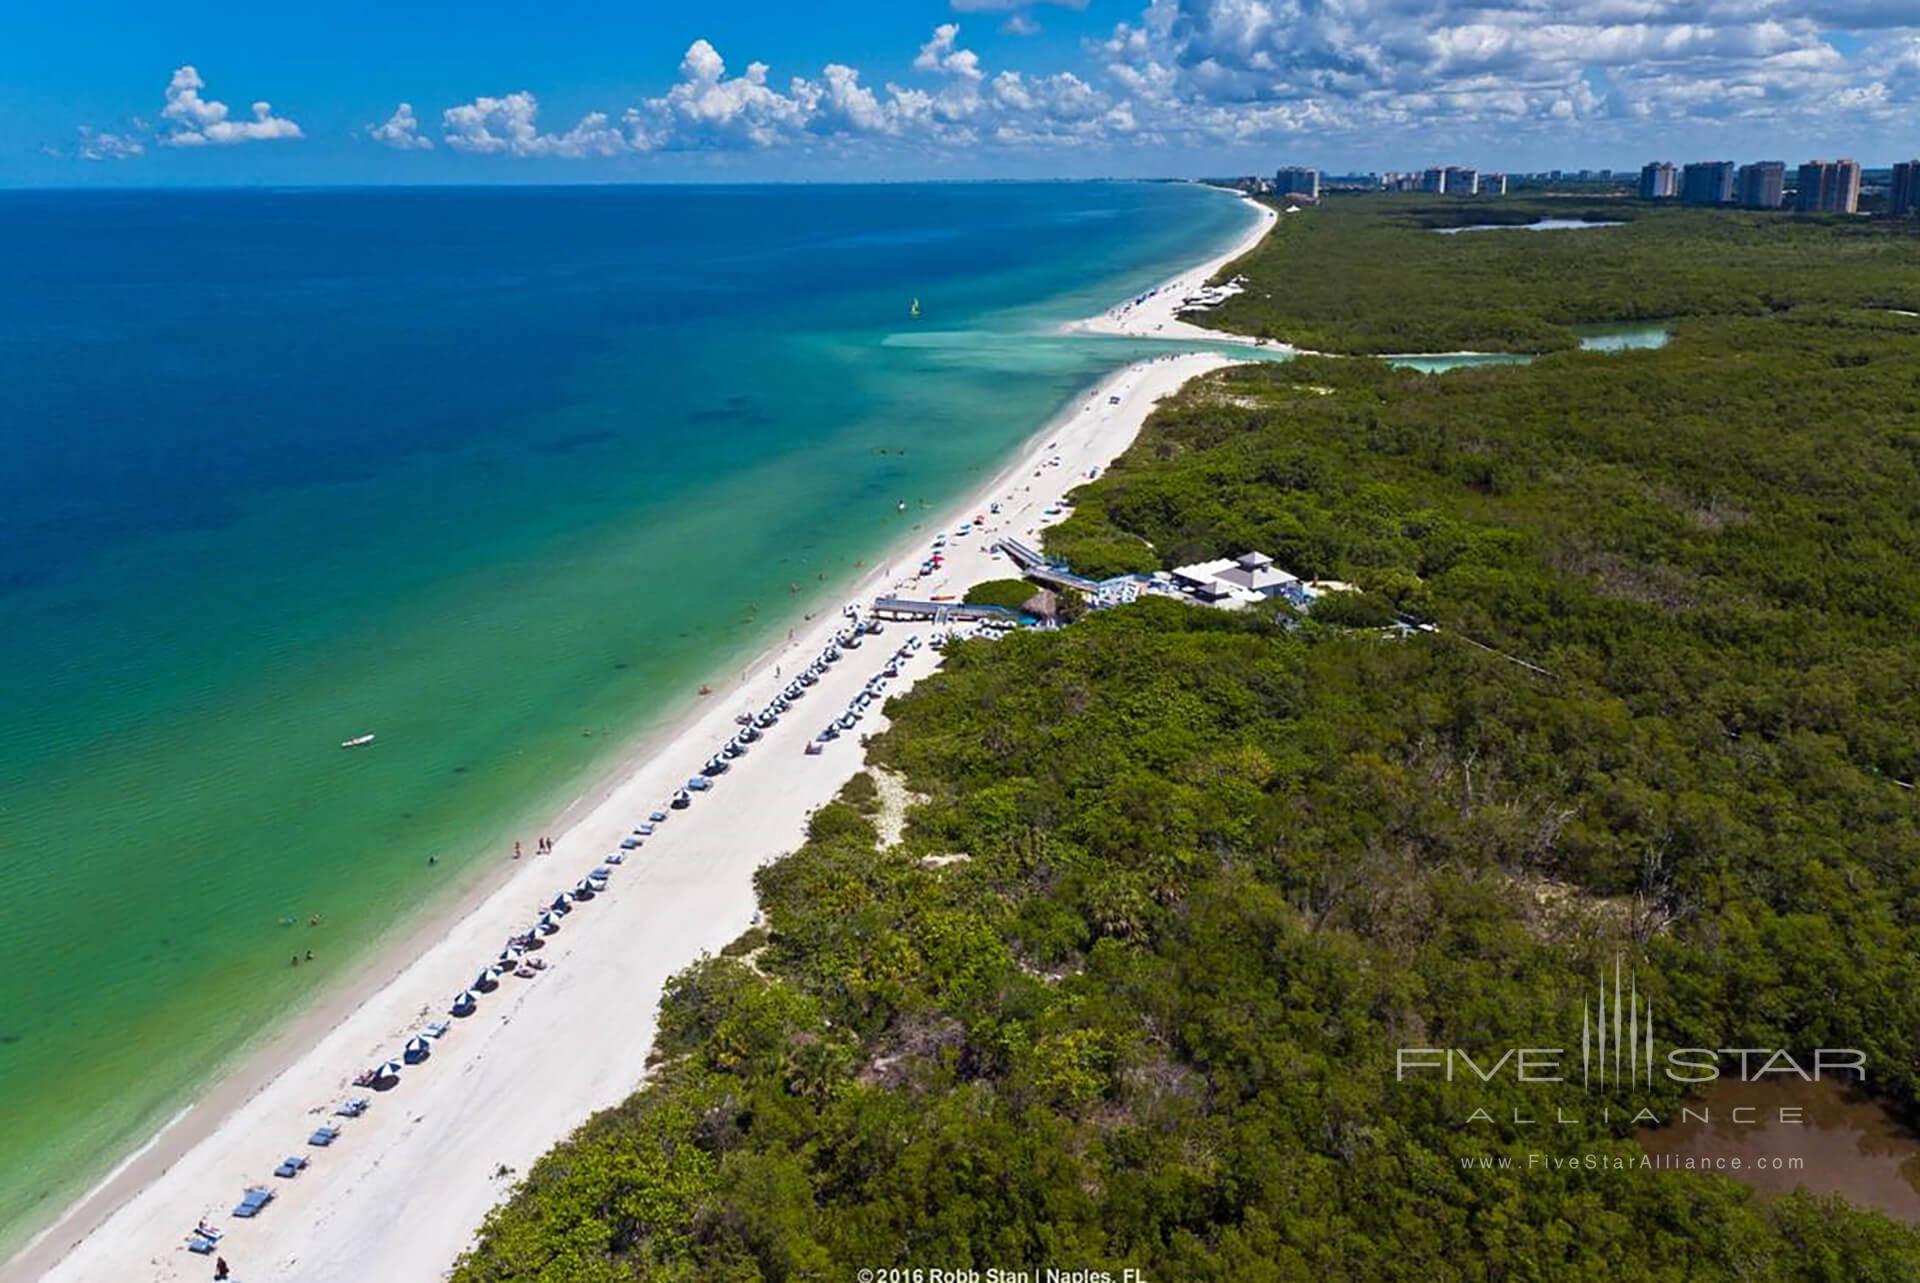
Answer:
1274;167;1320;200
1795;160;1862;213
1680;161;1735;205
1893;161;1920;218
1639;162;1678;199
1736;161;1785;209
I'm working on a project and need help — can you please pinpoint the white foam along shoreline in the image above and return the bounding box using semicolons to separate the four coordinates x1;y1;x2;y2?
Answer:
1066;187;1283;347
6;330;1252;1280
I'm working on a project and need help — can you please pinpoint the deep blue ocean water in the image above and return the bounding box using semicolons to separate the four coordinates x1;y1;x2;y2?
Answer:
0;181;1255;1245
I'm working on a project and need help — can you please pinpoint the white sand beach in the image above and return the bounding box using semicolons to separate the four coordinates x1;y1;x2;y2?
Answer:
7;348;1242;1283
1068;191;1282;346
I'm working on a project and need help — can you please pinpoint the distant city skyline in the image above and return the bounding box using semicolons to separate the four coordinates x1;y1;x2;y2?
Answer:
8;0;1920;186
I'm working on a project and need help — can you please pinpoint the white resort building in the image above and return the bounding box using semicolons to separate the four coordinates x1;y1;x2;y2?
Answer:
1167;551;1303;608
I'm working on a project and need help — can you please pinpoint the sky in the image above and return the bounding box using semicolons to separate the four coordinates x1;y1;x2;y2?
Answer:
6;0;1919;185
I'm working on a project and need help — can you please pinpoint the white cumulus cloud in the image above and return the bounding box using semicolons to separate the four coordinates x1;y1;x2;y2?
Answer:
301;2;1920;168
160;66;301;147
441;91;626;157
915;24;984;81
1088;0;1919;148
626;40;814;149
368;102;432;150
76;126;145;161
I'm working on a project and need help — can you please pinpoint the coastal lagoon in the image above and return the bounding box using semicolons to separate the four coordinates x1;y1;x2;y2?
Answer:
0;182;1255;1248
1435;218;1625;234
1385;321;1672;372
1572;320;1671;351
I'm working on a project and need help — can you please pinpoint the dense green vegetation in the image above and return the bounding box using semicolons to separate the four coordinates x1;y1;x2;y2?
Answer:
963;578;1036;610
453;203;1920;1281
1198;195;1920;354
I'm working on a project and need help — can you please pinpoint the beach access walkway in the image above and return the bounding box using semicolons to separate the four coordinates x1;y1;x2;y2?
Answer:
870;596;1024;626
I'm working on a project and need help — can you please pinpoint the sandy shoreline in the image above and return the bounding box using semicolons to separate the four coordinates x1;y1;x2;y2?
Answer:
7;331;1250;1279
1067;190;1283;347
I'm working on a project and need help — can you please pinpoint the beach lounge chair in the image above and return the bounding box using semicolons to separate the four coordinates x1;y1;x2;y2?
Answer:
309;1124;341;1147
425;1020;451;1039
232;1187;274;1218
274;1155;308;1178
335;1096;370;1118
188;1234;217;1255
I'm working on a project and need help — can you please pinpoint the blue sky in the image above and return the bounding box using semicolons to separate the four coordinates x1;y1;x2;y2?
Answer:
7;0;1919;185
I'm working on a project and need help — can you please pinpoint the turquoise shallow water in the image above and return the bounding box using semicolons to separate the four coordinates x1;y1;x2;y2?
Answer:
0;181;1257;1246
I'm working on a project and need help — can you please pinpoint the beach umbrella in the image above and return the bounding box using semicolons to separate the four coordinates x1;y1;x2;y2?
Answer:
451;990;477;1015
404;1036;432;1064
538;914;560;934
381;1059;404;1078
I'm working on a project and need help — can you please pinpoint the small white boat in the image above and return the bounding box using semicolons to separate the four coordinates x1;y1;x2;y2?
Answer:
341;734;376;749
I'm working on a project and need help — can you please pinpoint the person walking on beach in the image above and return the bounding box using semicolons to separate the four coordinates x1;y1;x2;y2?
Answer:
214;1256;230;1280
513;841;522;860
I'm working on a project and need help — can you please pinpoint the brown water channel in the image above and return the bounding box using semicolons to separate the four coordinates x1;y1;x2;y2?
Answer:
1638;1078;1920;1222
